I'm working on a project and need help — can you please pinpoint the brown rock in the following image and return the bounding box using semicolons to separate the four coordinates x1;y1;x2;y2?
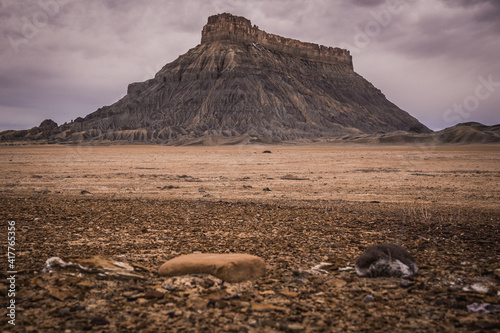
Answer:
186;297;209;311
158;253;266;283
46;286;75;301
250;302;286;312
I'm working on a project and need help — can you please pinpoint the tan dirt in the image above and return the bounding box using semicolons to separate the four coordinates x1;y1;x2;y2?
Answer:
1;144;499;208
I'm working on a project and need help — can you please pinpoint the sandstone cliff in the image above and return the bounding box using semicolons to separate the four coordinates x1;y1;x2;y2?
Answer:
1;13;431;145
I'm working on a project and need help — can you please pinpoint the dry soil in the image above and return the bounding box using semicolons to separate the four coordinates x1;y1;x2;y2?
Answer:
0;144;499;332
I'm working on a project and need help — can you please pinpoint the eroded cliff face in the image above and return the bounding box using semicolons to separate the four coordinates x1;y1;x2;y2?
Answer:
1;13;431;145
201;13;353;67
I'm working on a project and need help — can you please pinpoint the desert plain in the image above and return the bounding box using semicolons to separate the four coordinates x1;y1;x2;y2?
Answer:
1;144;499;332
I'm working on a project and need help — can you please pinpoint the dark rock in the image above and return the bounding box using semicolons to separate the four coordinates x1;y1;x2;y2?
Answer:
473;321;500;330
70;305;86;312
355;243;418;278
400;279;415;288
90;317;110;326
363;294;375;303
144;290;165;299
58;308;71;316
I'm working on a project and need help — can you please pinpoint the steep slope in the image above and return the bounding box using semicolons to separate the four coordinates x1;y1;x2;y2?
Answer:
1;13;431;144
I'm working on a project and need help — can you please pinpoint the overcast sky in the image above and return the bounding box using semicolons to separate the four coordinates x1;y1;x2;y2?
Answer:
1;0;499;131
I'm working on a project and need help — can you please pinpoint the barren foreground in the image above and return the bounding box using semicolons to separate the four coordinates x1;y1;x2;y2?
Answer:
1;145;499;332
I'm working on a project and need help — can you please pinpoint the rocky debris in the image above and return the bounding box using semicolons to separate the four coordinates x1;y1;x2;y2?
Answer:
0;13;430;145
355;243;418;278
158;253;266;283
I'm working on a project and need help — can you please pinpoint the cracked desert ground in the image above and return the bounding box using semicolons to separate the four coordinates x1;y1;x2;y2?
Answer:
1;144;499;332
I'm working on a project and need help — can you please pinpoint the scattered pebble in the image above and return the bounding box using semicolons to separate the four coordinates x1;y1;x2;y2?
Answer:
363;294;375;303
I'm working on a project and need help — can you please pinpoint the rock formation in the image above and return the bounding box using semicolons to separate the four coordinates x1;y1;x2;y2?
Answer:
1;13;431;144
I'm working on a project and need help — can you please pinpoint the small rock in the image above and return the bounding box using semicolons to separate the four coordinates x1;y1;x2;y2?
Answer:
327;278;347;289
46;286;74;301
162;285;177;292
473;321;500;330
200;278;215;289
90;317;109;326
159;185;179;190
144;290;165;299
70;305;85;312
288;323;305;331
186;297;209;311
263;187;271;192
400;279;415;288
279;290;299;298
80;190;91;195
250;302;286;312
469;283;490;293
363;294;375;303
58;308;71;316
137;298;149;305
262;150;272;153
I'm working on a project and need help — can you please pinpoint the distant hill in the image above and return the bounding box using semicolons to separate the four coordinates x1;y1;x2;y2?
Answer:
0;13;434;145
318;122;500;145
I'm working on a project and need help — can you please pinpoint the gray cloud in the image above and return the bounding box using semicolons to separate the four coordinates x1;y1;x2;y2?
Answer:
351;0;387;7
0;0;498;132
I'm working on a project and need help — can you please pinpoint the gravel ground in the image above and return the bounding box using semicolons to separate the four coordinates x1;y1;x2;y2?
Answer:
1;196;499;332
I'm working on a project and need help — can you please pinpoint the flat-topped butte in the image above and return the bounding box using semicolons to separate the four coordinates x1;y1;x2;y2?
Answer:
201;13;352;67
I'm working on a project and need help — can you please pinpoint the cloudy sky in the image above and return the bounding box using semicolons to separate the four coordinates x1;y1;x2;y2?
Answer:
1;0;499;131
